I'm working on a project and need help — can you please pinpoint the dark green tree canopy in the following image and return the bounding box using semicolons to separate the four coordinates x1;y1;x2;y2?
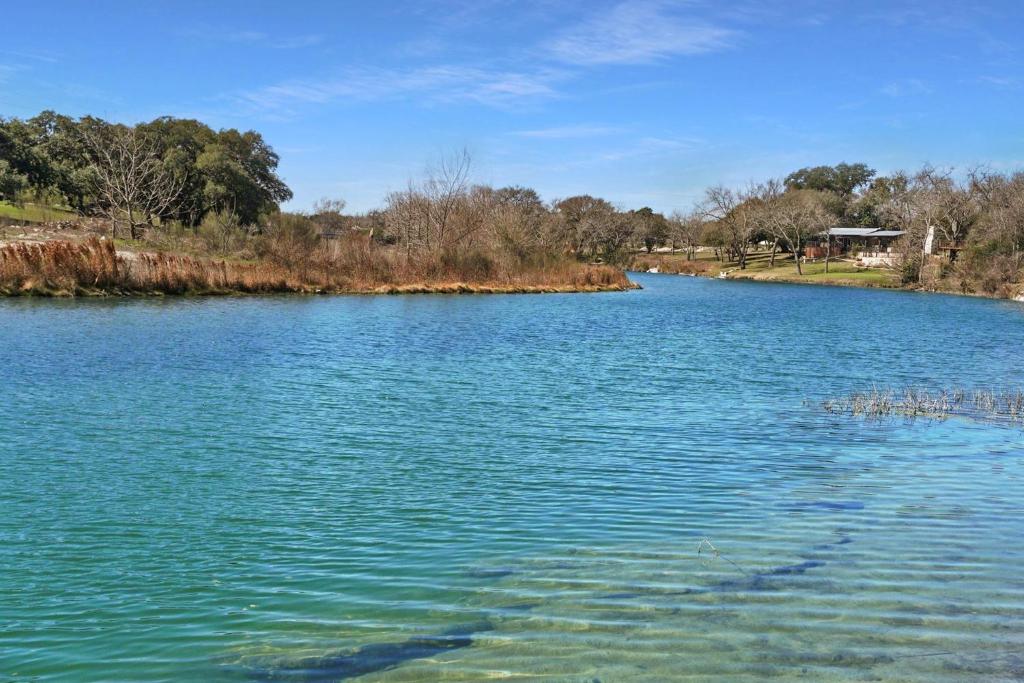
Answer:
784;162;875;198
0;111;291;225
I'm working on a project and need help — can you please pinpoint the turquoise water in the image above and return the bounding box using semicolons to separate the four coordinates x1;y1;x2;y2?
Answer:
2;274;1024;682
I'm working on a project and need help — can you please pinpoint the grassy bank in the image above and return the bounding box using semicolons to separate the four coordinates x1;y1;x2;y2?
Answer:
0;201;78;224
0;238;635;297
632;250;900;289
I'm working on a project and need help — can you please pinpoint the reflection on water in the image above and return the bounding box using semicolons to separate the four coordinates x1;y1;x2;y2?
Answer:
1;275;1023;681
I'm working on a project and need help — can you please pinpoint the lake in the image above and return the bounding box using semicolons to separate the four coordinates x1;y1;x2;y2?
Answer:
2;274;1024;681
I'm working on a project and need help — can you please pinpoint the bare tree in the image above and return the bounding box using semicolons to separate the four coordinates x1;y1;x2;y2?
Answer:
669;210;703;260
481;186;548;257
383;149;476;258
970;169;1024;262
424;148;472;250
915;166;978;248
81;125;184;239
554;195;617;257
701;185;757;269
757;182;831;275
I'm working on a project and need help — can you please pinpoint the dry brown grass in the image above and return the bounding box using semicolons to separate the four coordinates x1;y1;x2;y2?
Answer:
0;237;634;296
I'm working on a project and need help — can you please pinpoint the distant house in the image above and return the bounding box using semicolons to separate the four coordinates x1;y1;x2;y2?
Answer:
804;226;906;266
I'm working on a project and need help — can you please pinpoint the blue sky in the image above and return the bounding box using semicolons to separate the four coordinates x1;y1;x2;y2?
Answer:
1;1;1022;213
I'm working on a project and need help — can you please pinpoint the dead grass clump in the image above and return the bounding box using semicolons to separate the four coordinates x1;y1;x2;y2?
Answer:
0;238;634;296
822;386;1024;425
0;237;120;294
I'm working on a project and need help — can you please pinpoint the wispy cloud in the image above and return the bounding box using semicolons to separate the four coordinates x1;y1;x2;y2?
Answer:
547;1;738;66
512;124;622;139
597;135;705;161
233;65;564;116
880;79;931;97
978;75;1020;89
0;48;59;63
0;64;21;83
181;27;324;49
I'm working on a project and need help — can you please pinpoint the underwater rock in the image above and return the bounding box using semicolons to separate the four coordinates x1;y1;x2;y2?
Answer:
596;558;828;600
464;567;516;579
244;621;493;682
764;560;825;576
494;602;540;612
812;535;854;550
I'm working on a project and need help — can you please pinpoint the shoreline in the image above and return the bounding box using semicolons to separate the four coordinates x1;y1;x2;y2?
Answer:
0;280;639;298
633;267;1024;302
0;238;638;298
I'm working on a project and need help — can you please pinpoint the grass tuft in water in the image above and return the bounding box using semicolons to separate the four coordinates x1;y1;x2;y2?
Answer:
821;386;1024;425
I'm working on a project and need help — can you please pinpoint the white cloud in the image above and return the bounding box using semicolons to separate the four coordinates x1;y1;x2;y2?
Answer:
512;124;622;139
978;75;1020;89
547;1;737;66
233;65;564;116
0;48;59;64
597;135;705;161
880;79;931;97
0;64;21;83
182;27;324;49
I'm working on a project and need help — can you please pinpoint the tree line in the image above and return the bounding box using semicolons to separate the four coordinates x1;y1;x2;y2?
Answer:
0;111;291;237
688;162;1023;292
2;111;1022;295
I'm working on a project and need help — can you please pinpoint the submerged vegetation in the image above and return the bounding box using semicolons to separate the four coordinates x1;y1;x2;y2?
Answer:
821;387;1024;425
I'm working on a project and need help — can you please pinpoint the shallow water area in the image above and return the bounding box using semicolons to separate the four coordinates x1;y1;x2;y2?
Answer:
2;274;1023;681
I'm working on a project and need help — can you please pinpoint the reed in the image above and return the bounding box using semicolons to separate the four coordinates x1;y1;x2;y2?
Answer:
0;237;633;296
821;386;1024;425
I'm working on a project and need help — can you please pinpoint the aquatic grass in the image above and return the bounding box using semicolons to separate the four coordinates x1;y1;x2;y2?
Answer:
821;386;1024;425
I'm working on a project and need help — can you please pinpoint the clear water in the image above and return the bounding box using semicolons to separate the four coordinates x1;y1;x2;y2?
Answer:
2;274;1024;682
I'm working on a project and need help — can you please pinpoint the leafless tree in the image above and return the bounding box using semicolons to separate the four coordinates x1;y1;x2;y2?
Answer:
423;148;473;250
669;210;703;260
757;181;831;275
383;149;477;258
915;166;978;247
701;185;758;269
554;195;617;257
479;185;549;257
970;169;1024;261
81;125;184;239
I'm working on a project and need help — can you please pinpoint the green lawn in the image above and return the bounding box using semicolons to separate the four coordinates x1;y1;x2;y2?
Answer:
727;253;898;286
638;248;899;287
0;201;78;223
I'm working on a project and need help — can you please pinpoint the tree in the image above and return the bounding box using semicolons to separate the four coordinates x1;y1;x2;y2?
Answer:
484;186;549;258
758;182;832;275
914;166;978;248
81;123;185;239
701;185;758;269
669;210;703;260
310;197;348;236
555;195;614;257
631;207;670;252
0;160;28;201
421;148;472;250
138;117;217;226
196;129;292;225
785;162;875;198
